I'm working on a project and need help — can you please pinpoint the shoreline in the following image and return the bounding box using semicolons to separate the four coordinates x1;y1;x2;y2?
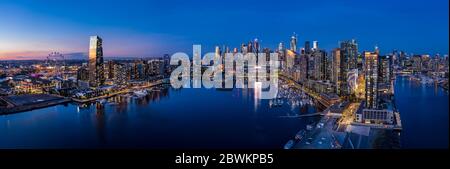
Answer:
0;96;71;115
0;80;168;115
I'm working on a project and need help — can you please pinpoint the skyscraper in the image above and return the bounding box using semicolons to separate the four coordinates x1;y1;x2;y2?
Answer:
332;48;341;94
253;38;260;54
304;41;311;54
312;41;319;51
364;51;379;109
278;42;284;51
299;53;309;82
339;39;358;96
312;50;327;80
290;33;297;53
88;35;105;87
379;55;391;85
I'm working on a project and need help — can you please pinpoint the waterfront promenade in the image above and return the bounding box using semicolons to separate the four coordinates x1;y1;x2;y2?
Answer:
72;79;165;103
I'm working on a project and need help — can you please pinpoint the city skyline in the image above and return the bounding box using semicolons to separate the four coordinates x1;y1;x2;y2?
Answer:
1;0;449;60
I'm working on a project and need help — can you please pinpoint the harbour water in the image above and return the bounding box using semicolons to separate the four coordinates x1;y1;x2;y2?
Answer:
0;85;319;148
0;76;448;149
394;76;449;148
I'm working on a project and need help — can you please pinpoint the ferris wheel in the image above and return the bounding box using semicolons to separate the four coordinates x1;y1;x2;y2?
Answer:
46;52;66;79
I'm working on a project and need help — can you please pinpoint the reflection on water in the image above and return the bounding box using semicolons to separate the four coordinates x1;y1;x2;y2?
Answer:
95;103;106;145
0;83;321;148
254;82;262;112
395;76;448;148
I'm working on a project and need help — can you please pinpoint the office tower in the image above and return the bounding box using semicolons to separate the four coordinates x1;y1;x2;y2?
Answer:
312;50;327;80
305;41;311;54
339;39;358;96
331;48;341;94
299;53;308;82
253;38;260;54
312;41;319;51
278;42;284;51
379;55;391;85
364;51;379;109
88;36;105;87
278;42;286;69
290;33;297;52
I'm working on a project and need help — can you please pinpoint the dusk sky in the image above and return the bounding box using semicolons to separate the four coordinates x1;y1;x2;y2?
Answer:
0;0;448;60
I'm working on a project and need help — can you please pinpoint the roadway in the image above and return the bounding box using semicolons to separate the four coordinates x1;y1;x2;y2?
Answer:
336;103;360;132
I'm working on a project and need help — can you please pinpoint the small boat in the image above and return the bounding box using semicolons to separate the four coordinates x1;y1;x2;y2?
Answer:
306;124;314;131
295;130;306;140
284;140;295;149
133;90;148;97
270;98;283;107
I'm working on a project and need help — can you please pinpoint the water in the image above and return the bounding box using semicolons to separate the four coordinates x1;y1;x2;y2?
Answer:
395;76;449;148
1;76;447;149
0;86;319;149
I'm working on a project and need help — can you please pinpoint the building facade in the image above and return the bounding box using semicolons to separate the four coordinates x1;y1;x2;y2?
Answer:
88;36;105;87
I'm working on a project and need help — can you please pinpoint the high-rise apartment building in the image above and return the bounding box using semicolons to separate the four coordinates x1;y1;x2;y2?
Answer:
88;36;105;87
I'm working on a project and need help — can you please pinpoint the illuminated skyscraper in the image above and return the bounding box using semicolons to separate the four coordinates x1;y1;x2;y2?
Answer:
253;38;260;53
215;46;221;56
88;36;105;87
339;39;358;96
278;42;284;51
290;33;297;52
331;48;341;94
299;53;308;82
278;42;286;69
312;50;327;80
312;41;319;51
379;55;391;85
364;51;379;109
